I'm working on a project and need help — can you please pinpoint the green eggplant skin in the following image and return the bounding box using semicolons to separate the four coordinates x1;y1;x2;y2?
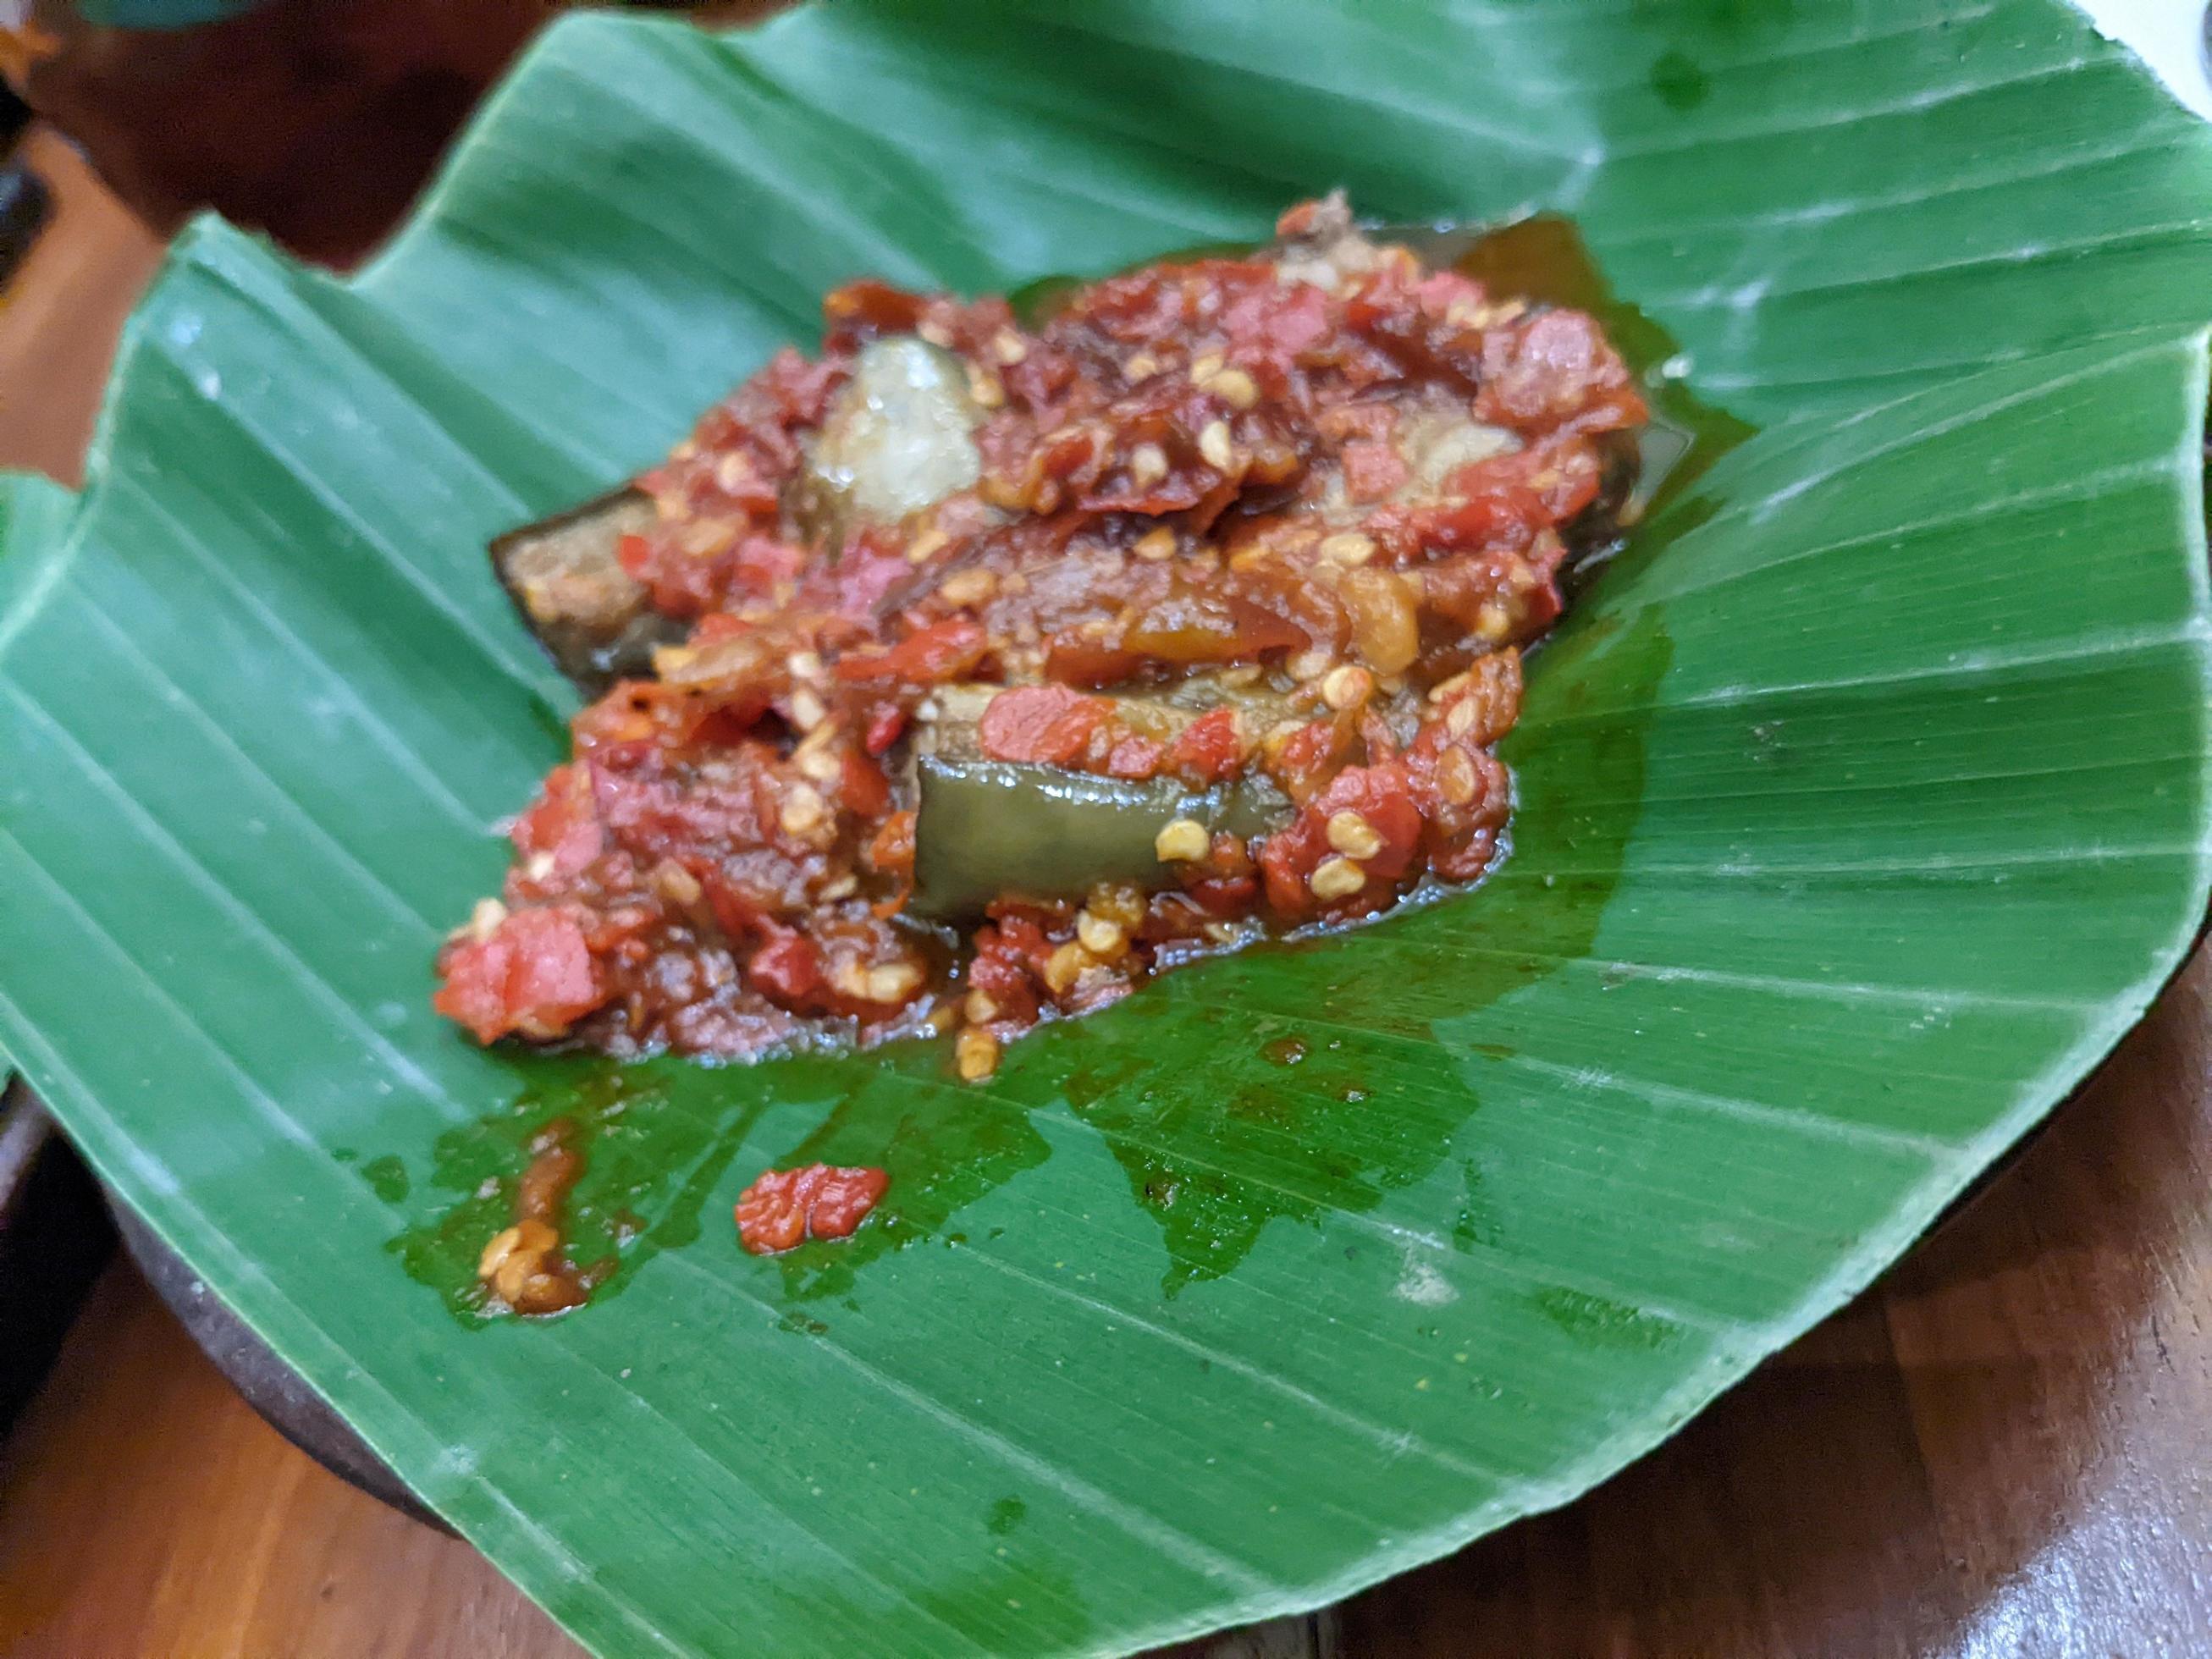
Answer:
910;752;1288;919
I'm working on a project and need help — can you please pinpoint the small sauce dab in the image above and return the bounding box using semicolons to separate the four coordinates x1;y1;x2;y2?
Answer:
477;1116;604;1316
736;1163;890;1255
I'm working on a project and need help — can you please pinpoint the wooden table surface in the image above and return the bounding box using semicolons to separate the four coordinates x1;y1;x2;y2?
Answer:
3;127;2210;1659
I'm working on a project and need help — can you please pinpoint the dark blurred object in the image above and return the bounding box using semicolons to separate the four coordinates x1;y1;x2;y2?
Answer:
1;76;30;146
0;160;52;288
108;1197;445;1529
2;0;565;265
0;2;784;267
0;1082;116;1436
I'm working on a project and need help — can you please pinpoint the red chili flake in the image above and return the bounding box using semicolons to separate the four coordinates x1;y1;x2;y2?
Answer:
978;685;1107;766
1165;707;1244;785
747;925;823;1006
838;749;893;817
835;619;988;686
863;704;908;755
865;810;917;878
509;765;604;885
736;1163;890;1255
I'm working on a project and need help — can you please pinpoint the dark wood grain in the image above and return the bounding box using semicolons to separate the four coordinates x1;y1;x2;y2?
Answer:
3;119;2210;1659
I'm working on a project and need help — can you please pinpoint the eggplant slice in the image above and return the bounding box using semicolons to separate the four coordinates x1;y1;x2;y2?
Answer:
907;683;1294;919
491;486;681;694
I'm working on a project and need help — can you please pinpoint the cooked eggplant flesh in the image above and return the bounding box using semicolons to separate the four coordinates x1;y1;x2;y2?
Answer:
490;486;679;693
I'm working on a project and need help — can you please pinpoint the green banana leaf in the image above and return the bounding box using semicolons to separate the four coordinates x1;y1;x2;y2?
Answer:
4;3;2211;1653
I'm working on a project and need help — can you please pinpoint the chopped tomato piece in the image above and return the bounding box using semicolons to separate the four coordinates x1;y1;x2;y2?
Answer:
434;907;604;1044
736;1163;890;1254
1166;707;1244;785
978;685;1107;766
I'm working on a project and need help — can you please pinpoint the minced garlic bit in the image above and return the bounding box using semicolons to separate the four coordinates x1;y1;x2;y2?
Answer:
1155;818;1211;863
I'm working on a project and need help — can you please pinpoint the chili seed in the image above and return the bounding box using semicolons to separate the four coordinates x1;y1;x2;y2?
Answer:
654;860;703;904
1128;443;1168;487
1318;532;1376;566
1446;699;1478;738
788;686;828;731
1474;601;1513;643
964;989;1000;1024
1321;664;1373;711
1134;526;1178;562
1437;747;1480;806
1189;351;1225;383
867;962;924;1003
957;1027;1001;1081
1210;367;1260;410
780;784;828;837
464;897;507;944
796;747;841;785
1327;811;1383;861
938;567;999;607
1155;818;1211;862
1309;857;1368;901
1044;941;1090;995
992;329;1029;364
479;1217;558;1282
907;526;951;565
1075;911;1128;958
1198;420;1234;471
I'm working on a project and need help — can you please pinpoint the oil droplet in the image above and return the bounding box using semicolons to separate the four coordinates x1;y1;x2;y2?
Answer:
1649;48;1712;112
362;1155;409;1204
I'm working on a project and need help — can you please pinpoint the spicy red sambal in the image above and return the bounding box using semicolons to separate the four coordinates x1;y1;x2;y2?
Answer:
437;195;1647;1094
